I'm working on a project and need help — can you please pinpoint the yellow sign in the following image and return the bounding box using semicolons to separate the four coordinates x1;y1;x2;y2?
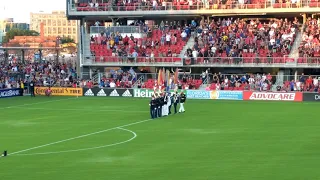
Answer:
210;90;219;99
60;43;76;48
35;87;83;96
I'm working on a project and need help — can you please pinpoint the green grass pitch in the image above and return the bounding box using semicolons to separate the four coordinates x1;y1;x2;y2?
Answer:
1;96;320;180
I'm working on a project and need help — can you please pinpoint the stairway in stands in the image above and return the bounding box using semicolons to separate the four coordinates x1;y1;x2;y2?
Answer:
179;34;195;58
288;30;303;60
272;70;285;91
83;34;92;63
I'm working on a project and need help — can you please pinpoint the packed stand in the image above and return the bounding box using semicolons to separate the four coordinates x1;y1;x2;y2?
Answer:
90;21;190;63
184;18;299;64
74;0;307;11
298;18;320;64
0;64;24;89
282;73;320;92
89;67;137;88
139;72;203;90
0;62;78;90
206;72;273;91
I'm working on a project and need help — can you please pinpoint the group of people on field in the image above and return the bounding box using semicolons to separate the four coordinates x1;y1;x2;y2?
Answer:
149;91;186;119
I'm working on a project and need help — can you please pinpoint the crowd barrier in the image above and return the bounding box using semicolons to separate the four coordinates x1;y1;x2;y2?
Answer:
0;88;22;98
5;87;318;102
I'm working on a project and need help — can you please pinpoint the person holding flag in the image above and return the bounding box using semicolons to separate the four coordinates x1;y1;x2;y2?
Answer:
149;95;156;119
167;92;172;115
173;91;179;114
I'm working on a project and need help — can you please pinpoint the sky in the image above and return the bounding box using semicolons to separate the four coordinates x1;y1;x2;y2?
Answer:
0;0;66;23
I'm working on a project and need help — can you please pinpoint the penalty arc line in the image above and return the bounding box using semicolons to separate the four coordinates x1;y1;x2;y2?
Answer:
9;118;152;156
14;127;137;156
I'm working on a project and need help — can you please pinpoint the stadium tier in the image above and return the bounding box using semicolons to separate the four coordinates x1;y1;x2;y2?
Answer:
82;17;320;67
71;0;320;12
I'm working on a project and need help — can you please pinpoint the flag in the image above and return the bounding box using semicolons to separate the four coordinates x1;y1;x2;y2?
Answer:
174;68;179;84
162;68;165;85
166;69;170;88
157;68;162;85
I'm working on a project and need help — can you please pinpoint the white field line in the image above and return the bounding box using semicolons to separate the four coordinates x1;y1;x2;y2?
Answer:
0;97;77;110
9;119;152;156
14;127;137;156
15;107;148;113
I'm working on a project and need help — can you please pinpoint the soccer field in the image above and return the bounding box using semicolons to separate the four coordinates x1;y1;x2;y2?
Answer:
1;96;320;180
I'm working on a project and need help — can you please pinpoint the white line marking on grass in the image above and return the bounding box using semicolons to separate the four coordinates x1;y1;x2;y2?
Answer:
14;127;137;156
0;97;77;110
9;119;152;156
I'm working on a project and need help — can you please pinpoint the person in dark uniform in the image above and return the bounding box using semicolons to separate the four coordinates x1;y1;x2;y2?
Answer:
179;92;186;113
168;92;173;115
173;92;178;114
30;79;35;97
154;94;160;118
158;93;164;117
149;95;156;119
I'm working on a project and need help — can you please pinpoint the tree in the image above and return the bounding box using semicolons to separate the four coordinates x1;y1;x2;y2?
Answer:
3;29;39;43
60;36;75;44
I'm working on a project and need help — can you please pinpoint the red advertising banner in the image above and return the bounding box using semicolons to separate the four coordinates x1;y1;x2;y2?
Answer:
243;92;303;102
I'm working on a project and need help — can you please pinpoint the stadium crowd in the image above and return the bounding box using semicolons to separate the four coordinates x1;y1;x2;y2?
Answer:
74;0;311;11
0;62;77;89
1;61;319;92
184;18;299;64
90;18;302;65
90;21;189;63
96;67;137;88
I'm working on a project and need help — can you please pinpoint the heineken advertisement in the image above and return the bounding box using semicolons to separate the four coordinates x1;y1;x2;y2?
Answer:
133;89;185;98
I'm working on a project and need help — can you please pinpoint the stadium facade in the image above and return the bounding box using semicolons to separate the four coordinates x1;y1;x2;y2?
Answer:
66;0;320;83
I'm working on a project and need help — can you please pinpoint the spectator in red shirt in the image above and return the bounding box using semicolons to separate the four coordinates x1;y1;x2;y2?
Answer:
306;76;313;90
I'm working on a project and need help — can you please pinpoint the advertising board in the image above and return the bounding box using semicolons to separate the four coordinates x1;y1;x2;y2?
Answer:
133;89;184;98
83;88;133;97
0;88;21;98
186;90;210;99
35;87;83;96
303;92;320;102
243;91;302;101
210;91;243;100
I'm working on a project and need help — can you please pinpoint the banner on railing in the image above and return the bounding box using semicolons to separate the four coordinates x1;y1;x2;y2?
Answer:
83;88;133;97
210;91;243;100
243;91;302;101
303;92;320;102
35;87;83;96
0;88;22;98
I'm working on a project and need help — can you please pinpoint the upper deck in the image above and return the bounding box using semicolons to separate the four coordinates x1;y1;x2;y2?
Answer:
67;0;320;19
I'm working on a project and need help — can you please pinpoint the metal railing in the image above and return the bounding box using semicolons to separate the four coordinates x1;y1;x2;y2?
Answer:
86;56;184;65
82;56;320;67
69;1;319;12
90;26;143;34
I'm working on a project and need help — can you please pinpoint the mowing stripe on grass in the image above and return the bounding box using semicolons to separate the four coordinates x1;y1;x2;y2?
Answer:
0;97;77;110
9;118;152;156
14;127;137;156
15;107;149;113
